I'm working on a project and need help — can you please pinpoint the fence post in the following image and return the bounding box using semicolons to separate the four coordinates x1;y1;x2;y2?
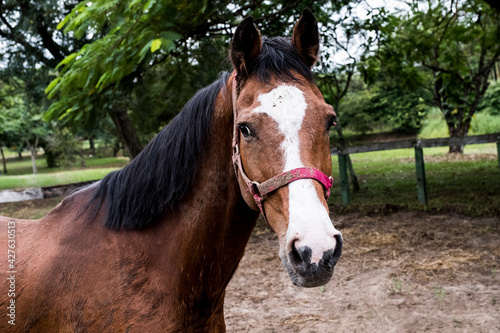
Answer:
338;153;351;205
497;139;500;175
414;144;428;205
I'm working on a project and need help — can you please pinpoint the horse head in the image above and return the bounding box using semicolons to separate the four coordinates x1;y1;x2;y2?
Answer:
230;9;342;288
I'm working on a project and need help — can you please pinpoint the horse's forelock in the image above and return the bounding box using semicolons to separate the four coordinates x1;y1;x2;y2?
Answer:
252;37;315;84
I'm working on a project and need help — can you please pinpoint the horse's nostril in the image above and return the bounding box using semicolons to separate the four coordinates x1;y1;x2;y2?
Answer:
289;240;301;266
332;234;343;263
289;241;312;267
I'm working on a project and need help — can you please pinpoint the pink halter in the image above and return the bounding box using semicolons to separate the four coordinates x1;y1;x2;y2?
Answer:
231;74;333;222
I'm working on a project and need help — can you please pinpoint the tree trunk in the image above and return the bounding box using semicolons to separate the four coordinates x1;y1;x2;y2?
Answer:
322;72;359;191
18;151;22;160
335;124;360;192
346;154;360;192
448;143;464;154
30;149;38;174
113;140;121;157
89;138;96;156
108;106;143;160
78;148;86;168
446;122;463;153
26;137;39;174
445;110;470;154
0;146;7;174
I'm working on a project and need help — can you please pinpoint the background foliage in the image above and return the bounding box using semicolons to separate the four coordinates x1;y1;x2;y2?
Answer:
0;0;499;172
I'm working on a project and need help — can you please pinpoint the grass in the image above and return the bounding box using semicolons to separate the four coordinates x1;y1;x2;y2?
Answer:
0;152;128;190
419;108;500;139
0;168;122;190
2;155;127;176
328;143;500;216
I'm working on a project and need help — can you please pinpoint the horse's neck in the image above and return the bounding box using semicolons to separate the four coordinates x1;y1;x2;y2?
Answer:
156;83;259;308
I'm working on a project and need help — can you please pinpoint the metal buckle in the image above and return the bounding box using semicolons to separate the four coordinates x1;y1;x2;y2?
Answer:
249;181;262;198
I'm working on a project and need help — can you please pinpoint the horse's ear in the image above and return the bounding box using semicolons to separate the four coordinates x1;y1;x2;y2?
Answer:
230;17;262;76
292;9;320;68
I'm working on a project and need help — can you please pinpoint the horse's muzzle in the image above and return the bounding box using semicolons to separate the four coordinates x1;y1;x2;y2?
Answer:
287;234;343;287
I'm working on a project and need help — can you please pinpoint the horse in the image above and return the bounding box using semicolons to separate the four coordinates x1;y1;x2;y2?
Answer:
0;9;342;332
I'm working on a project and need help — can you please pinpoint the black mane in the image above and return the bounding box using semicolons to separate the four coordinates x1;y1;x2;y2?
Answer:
88;73;229;230
89;37;315;231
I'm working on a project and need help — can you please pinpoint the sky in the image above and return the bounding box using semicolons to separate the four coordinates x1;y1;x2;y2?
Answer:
323;0;404;67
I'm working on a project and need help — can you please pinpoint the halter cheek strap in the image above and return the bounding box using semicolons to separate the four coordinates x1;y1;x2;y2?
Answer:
231;74;333;222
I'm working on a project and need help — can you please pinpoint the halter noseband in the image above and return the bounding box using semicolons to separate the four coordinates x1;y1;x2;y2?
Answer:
231;74;333;222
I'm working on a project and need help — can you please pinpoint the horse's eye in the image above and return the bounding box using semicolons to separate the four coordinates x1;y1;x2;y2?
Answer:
327;116;337;130
238;124;253;138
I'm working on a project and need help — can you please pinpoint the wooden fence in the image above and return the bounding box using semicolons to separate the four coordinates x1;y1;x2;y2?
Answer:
330;132;500;205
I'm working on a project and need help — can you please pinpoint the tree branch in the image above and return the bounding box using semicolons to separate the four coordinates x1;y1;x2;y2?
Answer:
0;3;15;31
34;14;67;61
421;60;466;85
0;28;58;67
340;63;355;99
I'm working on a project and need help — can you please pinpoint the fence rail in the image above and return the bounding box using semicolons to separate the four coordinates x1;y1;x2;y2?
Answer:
331;133;500;155
330;132;500;205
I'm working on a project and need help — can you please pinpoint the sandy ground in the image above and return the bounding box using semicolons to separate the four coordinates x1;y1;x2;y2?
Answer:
1;199;498;332
224;212;500;333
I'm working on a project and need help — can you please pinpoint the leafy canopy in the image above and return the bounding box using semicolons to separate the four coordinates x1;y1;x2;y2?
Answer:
44;0;337;128
44;0;192;123
360;0;500;145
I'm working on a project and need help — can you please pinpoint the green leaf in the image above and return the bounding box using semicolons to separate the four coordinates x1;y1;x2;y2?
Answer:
161;31;181;41
143;0;156;12
56;16;70;30
44;78;61;95
128;0;142;9
96;73;109;90
56;53;77;70
139;41;153;62
59;108;74;121
163;39;175;51
151;39;162;53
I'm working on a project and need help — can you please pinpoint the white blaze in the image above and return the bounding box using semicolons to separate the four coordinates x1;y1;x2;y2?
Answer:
253;85;339;264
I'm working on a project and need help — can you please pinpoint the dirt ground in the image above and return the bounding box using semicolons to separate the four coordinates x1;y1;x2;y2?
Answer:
1;199;498;332
224;212;500;333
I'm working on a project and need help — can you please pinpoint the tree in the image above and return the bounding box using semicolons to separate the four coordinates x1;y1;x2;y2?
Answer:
0;0;132;160
0;0;89;166
0;81;23;174
342;54;433;133
314;1;412;191
3;0;363;163
0;105;13;175
45;0;345;159
0;77;53;174
478;80;500;115
0;0;83;68
21;113;49;175
369;0;500;153
315;2;365;192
